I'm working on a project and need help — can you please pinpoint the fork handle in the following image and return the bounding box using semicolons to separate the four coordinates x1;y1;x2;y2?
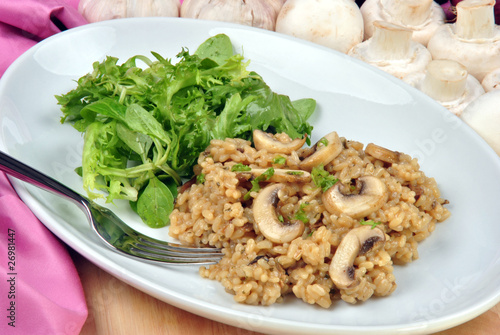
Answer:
0;150;87;206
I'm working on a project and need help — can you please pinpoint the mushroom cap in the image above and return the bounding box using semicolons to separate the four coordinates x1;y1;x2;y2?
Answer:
276;0;364;54
299;131;343;171
253;129;306;154
322;176;388;219
460;89;500;156
329;225;386;289
253;183;305;243
427;24;500;82
365;143;400;164
481;67;500;92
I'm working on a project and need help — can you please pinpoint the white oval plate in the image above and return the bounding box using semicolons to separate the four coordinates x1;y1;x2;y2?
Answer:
1;18;500;335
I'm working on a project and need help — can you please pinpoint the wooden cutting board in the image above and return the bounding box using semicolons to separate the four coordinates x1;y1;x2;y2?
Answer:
70;250;500;335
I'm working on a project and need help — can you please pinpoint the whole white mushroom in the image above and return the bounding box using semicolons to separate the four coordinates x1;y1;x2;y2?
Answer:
481;67;500;91
275;0;364;54
427;0;500;82
460;89;500;156
348;21;432;79
403;59;485;116
360;0;445;46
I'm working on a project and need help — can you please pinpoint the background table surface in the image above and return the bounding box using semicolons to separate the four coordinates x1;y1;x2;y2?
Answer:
70;250;500;335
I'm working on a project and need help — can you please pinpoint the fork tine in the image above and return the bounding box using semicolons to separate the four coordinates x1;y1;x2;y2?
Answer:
129;232;223;263
127;246;222;264
134;241;223;258
98;226;223;264
136;236;222;254
91;204;223;263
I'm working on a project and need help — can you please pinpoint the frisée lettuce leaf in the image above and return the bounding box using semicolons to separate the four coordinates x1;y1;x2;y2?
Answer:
56;34;315;228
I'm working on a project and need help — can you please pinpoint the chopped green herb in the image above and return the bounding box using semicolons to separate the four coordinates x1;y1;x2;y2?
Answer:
293;202;310;224
319;137;329;147
360;220;382;229
231;163;251;172
278;214;284;222
311;165;338;192
244;167;275;200
196;173;206;184
273;156;286;165
286;171;304;175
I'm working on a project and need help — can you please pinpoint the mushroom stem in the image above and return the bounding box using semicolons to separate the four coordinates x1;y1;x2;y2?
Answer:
421;60;468;102
349;19;432;79
368;21;413;60
381;0;434;27
455;0;496;40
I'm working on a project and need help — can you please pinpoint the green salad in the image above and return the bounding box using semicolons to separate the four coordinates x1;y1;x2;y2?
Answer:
56;34;315;228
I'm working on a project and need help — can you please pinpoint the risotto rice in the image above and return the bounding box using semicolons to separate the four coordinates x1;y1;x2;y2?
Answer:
169;130;450;308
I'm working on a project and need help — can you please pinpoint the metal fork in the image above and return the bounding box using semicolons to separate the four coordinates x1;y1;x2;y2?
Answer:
0;151;222;265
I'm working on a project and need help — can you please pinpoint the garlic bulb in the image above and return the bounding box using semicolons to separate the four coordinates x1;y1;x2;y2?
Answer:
78;0;180;23
181;0;284;31
268;0;287;16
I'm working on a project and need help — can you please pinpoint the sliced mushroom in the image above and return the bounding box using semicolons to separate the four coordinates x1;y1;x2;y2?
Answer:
253;129;306;154
322;176;388;219
365;143;400;164
299;131;343;170
329;226;386;289
237;168;311;184
253;183;305;243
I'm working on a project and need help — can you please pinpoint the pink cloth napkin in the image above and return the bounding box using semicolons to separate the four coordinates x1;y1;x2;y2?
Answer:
0;174;88;334
0;0;88;333
0;0;87;76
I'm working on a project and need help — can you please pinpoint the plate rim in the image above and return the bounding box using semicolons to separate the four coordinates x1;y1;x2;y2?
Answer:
2;16;500;335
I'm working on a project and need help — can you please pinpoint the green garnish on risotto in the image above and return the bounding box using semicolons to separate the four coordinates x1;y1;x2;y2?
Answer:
311;165;339;192
273;156;287;165
359;219;382;229
292;202;310;224
244;167;275;200
231;163;252;172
